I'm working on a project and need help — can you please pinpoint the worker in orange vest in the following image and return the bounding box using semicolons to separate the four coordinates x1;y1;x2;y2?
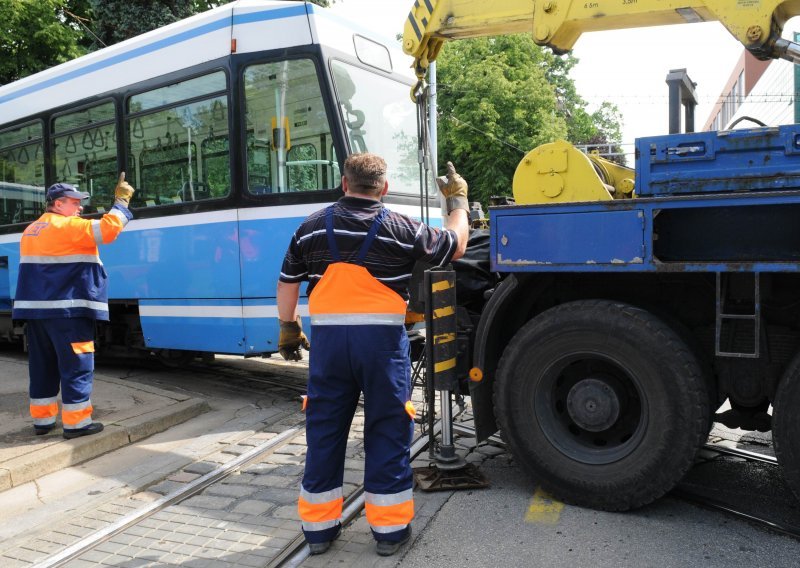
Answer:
277;153;469;556
14;174;134;439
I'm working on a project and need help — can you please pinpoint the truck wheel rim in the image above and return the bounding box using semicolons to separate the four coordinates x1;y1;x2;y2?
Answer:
534;355;648;465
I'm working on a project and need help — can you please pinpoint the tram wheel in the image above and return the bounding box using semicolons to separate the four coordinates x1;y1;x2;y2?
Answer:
494;300;710;511
157;349;198;368
772;352;800;503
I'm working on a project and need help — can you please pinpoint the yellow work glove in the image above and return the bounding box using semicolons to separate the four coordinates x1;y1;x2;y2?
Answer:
435;161;469;214
278;316;310;361
114;172;135;208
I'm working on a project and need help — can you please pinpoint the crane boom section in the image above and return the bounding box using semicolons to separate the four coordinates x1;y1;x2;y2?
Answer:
403;0;800;79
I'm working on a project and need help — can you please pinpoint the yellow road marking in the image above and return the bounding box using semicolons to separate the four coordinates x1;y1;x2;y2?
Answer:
524;487;564;524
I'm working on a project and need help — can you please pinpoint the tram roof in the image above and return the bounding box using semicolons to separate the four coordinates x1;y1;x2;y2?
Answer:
0;1;412;126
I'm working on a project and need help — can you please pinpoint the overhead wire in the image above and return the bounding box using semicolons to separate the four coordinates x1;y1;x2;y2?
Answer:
61;7;107;48
442;114;528;154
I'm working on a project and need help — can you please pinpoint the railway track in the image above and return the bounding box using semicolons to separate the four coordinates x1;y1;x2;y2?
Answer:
20;354;445;568
29;419;440;568
452;423;800;541
31;424;306;568
15;354;799;566
675;441;800;541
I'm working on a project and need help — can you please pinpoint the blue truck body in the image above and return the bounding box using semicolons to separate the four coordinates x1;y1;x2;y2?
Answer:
491;126;800;275
465;126;800;510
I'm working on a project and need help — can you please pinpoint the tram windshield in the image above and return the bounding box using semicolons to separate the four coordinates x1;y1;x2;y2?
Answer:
331;61;420;196
244;59;340;195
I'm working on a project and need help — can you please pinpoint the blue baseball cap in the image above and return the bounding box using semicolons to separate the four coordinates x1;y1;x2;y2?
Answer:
46;183;90;202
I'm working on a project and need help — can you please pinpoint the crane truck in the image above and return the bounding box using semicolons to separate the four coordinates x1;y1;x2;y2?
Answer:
403;0;800;511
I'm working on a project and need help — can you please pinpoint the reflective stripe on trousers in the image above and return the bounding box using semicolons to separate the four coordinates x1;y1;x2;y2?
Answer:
30;396;58;427
365;488;415;534
298;486;343;534
26;318;96;429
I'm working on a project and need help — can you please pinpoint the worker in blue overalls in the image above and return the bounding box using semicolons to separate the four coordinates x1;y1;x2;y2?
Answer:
277;153;469;556
13;174;134;439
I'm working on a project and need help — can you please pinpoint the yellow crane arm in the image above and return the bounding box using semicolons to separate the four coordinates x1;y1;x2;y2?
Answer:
403;0;800;81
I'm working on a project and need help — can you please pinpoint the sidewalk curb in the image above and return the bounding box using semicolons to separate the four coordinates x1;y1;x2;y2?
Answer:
122;397;210;443
0;469;9;492
0;397;209;489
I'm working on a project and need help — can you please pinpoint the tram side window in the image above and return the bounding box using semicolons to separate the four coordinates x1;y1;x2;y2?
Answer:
53;101;117;214
126;72;230;208
0;121;45;225
243;59;339;194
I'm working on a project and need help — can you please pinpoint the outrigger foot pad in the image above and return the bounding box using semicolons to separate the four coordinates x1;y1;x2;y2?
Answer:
413;462;490;491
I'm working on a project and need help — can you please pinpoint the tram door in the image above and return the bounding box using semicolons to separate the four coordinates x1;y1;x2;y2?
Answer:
238;58;342;355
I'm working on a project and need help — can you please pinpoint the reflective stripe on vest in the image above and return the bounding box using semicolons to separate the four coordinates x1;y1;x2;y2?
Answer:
308;206;406;321
13;299;109;312
310;313;406;326
20;254;102;264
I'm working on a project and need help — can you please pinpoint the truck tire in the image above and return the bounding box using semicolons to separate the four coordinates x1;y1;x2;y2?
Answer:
494;300;710;511
773;353;800;503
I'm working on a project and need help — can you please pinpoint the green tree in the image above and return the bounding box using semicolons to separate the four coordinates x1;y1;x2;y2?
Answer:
0;0;91;84
435;35;624;204
90;0;195;45
436;35;566;205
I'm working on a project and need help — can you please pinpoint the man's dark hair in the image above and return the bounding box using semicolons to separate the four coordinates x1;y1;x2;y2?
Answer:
343;153;386;197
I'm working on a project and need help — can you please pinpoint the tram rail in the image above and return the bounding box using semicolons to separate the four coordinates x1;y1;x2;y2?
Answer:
25;369;446;568
701;442;778;466
31;422;440;568
452;423;800;541
32;424;306;568
677;440;800;540
270;425;439;568
16;353;799;567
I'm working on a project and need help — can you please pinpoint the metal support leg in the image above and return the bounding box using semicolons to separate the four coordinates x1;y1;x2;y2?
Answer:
434;390;466;470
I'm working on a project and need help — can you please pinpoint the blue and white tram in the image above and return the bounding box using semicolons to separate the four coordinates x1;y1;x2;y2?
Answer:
0;1;435;360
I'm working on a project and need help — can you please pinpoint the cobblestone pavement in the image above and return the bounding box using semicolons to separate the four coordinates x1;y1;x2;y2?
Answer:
0;357;508;568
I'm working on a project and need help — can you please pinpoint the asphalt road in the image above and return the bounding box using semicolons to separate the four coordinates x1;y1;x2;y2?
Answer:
400;456;800;568
5;352;798;568
130;356;800;568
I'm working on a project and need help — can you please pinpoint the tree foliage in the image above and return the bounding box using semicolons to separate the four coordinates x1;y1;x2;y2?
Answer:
0;0;92;84
90;0;195;45
435;35;623;205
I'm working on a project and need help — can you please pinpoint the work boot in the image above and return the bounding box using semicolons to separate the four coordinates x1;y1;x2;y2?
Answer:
307;524;341;555
308;540;332;555
376;526;412;557
34;425;55;436
63;422;104;440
